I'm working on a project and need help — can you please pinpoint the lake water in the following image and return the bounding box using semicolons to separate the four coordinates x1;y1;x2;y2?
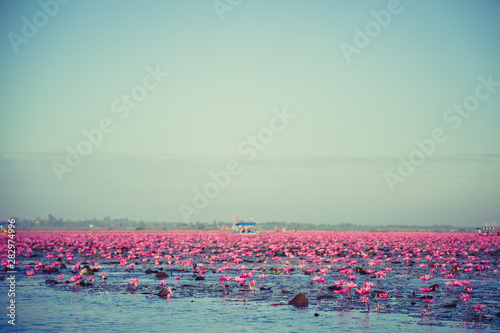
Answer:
1;231;499;332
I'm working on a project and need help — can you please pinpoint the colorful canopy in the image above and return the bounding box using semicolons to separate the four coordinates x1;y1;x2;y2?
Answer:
235;222;256;226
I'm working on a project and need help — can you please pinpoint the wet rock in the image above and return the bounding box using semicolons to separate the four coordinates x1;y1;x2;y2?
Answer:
281;290;290;293
60;263;67;269
195;276;205;280
442;303;457;308
327;285;341;291
260;286;271;290
45;279;59;284
158;288;168;297
314;313;319;317
318;294;334;299
288;293;309;307
80;266;94;275
0;276;5;281
429;284;439;292
155;272;169;278
145;269;153;274
355;267;369;275
48;267;59;273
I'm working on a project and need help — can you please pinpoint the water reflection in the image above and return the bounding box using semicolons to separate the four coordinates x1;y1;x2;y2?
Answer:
360;312;371;331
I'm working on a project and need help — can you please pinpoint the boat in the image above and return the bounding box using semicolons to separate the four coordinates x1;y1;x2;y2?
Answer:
476;226;499;237
234;222;261;235
476;222;499;236
232;215;261;235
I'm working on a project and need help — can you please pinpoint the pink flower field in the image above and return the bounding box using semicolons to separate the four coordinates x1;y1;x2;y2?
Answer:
2;230;500;330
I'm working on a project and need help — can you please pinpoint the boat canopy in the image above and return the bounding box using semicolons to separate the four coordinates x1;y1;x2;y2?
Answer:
235;222;256;226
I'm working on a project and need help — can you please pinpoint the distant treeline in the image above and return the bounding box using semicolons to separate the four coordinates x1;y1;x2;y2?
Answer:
6;215;475;233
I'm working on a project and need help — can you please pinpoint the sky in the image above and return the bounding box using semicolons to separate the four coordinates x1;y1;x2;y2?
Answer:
1;0;499;226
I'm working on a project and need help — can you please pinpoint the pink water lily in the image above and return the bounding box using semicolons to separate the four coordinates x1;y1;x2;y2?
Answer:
129;277;139;287
7;228;499;320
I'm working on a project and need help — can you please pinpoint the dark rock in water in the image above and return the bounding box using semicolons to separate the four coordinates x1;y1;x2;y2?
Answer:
327;285;341;291
496;311;500;318
153;270;159;274
429;284;439;292
77;280;86;287
411;302;416;305
80;266;94;275
48;267;59;273
145;269;153;274
158;288;168;297
260;286;271;290
289;293;309;307
0;276;5;281
443;303;457;308
281;290;290;294
92;268;99;272
155;272;169;278
355;267;369;275
412;291;416;297
318;294;334;299
195;276;205;280
314;313;319;317
45;279;59;284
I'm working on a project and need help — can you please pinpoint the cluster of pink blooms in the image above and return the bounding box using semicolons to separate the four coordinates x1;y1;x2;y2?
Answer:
3;229;498;320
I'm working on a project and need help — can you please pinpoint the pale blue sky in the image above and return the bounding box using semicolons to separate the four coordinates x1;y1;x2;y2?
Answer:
1;0;499;226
